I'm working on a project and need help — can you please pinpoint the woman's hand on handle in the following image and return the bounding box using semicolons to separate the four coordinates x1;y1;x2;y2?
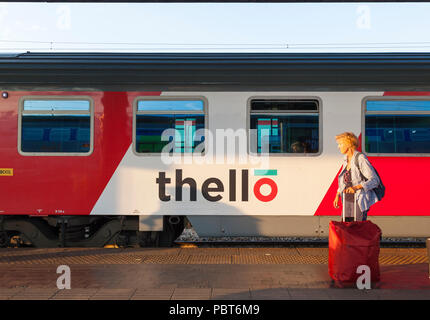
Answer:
344;187;355;194
344;184;363;194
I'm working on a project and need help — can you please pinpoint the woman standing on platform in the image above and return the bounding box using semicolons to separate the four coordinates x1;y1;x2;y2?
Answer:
333;132;380;222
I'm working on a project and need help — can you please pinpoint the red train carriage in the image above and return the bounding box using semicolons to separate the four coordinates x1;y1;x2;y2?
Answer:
0;52;430;247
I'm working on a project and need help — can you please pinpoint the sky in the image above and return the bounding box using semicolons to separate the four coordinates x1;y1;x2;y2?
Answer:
1;2;430;53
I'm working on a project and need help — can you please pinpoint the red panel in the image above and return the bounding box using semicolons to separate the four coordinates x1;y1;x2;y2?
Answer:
315;92;430;216
0;91;161;215
383;92;430;96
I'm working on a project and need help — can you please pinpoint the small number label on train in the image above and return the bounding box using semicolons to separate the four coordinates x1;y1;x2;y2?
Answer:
0;169;13;176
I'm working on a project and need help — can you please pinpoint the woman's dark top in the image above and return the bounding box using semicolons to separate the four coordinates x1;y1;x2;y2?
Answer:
343;168;356;221
343;169;354;202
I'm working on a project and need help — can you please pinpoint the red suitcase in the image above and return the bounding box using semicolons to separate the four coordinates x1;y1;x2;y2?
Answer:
328;194;382;286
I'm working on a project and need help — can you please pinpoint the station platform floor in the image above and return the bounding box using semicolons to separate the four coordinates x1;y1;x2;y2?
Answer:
0;246;428;300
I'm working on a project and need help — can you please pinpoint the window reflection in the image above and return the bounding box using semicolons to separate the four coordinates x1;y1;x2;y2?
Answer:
21;100;92;154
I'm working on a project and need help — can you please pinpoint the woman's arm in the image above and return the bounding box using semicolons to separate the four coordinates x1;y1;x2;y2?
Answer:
333;191;341;208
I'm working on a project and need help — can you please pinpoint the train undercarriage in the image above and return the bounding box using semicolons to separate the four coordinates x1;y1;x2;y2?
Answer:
0;215;185;248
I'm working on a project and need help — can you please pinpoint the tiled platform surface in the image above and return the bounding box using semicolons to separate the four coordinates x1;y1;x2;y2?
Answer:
0;247;428;300
1;286;430;300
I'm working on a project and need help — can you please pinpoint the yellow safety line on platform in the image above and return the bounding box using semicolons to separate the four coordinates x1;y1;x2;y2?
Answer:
0;253;427;265
0;248;427;265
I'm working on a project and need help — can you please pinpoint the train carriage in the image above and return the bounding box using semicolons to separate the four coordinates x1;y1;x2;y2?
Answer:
0;52;430;247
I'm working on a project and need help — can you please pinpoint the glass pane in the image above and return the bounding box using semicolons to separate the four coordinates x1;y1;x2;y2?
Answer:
251;100;318;112
367;100;430;112
365;114;430;153
23;100;90;112
250;115;319;153
21;115;91;153
136;114;205;153
137;100;204;112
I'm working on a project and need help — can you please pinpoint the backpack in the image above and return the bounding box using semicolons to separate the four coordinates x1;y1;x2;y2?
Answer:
354;152;385;201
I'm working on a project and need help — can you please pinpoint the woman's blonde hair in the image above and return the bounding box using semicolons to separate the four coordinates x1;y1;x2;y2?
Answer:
335;132;359;149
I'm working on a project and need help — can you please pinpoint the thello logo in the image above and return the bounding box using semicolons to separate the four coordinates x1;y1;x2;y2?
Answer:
156;169;278;202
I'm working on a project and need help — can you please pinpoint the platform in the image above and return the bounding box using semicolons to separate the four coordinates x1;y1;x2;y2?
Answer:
0;247;428;300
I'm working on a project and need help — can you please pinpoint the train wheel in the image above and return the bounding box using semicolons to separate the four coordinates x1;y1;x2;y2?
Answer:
0;231;9;248
137;231;157;247
157;216;185;247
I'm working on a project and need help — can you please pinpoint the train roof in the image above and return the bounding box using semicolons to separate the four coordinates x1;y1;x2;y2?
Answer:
1;52;430;91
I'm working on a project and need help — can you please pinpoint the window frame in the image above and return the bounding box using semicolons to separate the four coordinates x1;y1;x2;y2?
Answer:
132;96;208;156
18;96;95;157
362;96;430;157
247;96;323;157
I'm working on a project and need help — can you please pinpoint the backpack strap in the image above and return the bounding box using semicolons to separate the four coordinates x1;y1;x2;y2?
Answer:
354;152;367;182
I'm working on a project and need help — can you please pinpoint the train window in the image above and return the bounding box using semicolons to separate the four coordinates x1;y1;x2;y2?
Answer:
249;98;320;155
364;99;430;155
134;98;206;154
19;98;93;156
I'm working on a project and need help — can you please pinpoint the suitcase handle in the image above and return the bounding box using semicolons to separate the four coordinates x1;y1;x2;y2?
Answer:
342;192;357;222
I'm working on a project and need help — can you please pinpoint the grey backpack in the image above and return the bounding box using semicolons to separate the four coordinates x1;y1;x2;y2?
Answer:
354;152;385;201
